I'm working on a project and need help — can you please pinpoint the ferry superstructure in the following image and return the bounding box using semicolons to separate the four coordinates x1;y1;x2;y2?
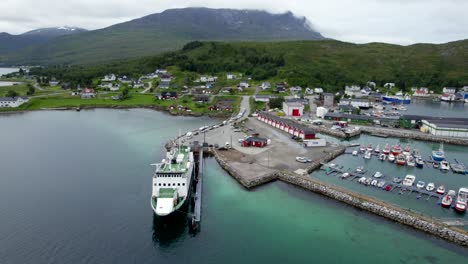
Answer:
151;145;194;217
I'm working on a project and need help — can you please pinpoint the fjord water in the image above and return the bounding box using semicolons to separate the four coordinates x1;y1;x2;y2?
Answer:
0;110;466;264
0;67;19;76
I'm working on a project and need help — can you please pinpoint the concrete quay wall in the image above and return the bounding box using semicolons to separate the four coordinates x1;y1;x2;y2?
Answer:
278;172;468;248
360;126;468;146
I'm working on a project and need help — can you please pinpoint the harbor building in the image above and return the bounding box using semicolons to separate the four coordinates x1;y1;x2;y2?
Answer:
257;112;316;140
322;93;334;108
283;101;304;117
421;120;468;138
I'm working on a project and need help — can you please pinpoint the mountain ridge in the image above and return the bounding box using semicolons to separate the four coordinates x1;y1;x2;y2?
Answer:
0;8;324;65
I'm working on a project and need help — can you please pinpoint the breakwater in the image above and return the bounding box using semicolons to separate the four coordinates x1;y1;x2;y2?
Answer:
209;147;468;248
360;126;468;146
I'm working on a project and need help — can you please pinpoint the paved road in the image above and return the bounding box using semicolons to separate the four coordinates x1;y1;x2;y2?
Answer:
140;81;153;94
239;96;250;121
33;82;44;91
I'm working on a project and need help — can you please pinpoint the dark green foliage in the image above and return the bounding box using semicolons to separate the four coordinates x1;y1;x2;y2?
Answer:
269;97;285;109
26;84;35;95
6;90;19;97
28;40;468;92
121;87;130;100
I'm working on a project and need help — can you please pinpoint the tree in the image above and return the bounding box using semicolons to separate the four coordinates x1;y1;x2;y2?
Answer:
6;90;19;97
269;97;284;109
26;84;35;95
121;87;130;100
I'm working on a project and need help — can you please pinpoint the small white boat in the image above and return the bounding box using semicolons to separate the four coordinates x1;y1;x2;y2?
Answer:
366;143;373;152
365;178;372;185
436;185;446;195
402;175;416;187
373;171;383;178
406;156;415;167
374;144;381;153
364;151;372;160
388;153;395;162
454;187;468;212
341;172;351;179
426;182;435;192
359;145;366;153
433;162;440;169
393;177;402;183
416;181;425;189
371;179;378;186
296;157;311;163
356;166;364;173
352;150;358;156
441;194;453;208
379;153;386;161
440;160;450;171
383;144;391;155
415;156;424;168
358;177;367;184
377;180;386;188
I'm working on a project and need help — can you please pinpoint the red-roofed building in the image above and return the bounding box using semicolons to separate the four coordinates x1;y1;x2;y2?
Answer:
81;88;95;99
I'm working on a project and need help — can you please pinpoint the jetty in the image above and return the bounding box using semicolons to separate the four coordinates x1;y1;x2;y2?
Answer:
189;142;204;231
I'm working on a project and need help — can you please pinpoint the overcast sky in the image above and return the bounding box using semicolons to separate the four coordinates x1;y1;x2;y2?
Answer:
0;0;467;45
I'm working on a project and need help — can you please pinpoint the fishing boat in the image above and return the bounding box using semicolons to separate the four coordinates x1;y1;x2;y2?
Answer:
356;166;364;173
436;185;446;195
402;175;416;187
374;144;381;153
433;162;440;169
366;143;373;152
379;153;387;161
371;179;378;186
406;156;415;167
441;194;453;208
341;172;351;179
364;151;372;160
359;145;366;153
391;144;402;156
352;150;358;156
373;171;383;178
454;188;468;212
440;160;450;171
393;177;402;183
382;95;411;104
358;177;367;184
396;154;406;166
397;105;407;111
151;144;194;217
432;143;445;162
388;153;395;162
440;93;456;102
426;182;435;192
365;178;372;185
416;181;425;189
383;144;391;155
415;156;424;168
402;145;412;156
377;180;386;188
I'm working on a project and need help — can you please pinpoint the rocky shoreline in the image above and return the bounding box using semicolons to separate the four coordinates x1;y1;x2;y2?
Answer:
208;147;468;248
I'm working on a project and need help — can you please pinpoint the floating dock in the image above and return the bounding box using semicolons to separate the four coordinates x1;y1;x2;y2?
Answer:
190;142;203;231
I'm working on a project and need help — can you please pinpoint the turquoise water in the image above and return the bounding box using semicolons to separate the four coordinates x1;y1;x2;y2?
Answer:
312;134;468;224
0;109;466;263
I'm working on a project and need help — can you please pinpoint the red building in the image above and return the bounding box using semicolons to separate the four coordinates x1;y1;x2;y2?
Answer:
242;137;268;148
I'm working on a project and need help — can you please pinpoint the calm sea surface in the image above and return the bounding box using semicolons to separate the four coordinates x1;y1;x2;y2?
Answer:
0;109;466;264
0;68;19;76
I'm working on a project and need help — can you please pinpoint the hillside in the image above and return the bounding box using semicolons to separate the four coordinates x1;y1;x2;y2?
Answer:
0;27;86;55
30;39;468;91
0;8;323;66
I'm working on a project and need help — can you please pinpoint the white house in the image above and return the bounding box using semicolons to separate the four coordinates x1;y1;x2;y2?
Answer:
200;76;218;82
339;98;370;109
305;87;314;95
290;86;302;94
49;80;60;86
102;74;116;82
283;102;304;117
413;87;429;97
314;88;324;94
443;87;456;94
227;73;236;80
367;81;376;88
155;69;167;74
160;74;174;82
384;83;396;89
81;88;96;99
239;81;250;88
261;82;271;90
119;76;133;83
254;95;276;102
316;106;328;118
0;96;29;108
345;85;361;97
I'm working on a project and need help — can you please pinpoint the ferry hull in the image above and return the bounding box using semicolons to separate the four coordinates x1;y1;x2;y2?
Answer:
383;96;411;104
